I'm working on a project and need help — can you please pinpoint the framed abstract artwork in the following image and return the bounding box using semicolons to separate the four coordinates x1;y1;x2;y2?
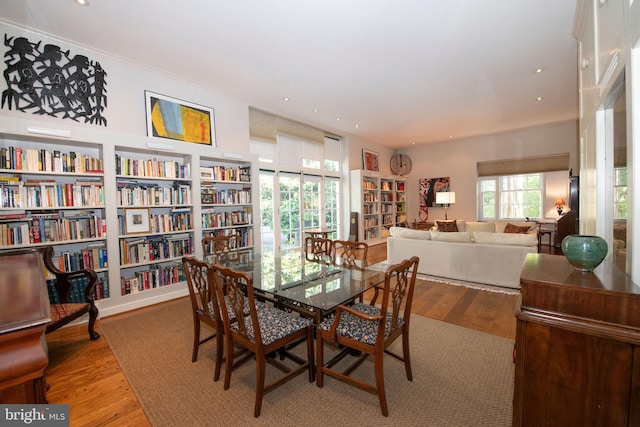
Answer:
418;177;450;220
362;149;380;172
145;91;215;146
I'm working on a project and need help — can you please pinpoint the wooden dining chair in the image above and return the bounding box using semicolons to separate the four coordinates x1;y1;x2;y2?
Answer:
181;256;225;380
332;239;368;270
209;264;314;417
202;234;239;262
304;236;334;265
316;256;420;416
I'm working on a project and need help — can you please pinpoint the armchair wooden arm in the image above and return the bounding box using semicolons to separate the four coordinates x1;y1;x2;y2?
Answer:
42;246;100;340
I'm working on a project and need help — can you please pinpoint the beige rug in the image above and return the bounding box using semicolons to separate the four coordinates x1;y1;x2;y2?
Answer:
101;297;514;427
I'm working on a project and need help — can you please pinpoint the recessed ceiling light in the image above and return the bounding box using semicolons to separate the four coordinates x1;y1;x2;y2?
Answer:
336;117;340;121
355;124;359;128
536;68;544;73
411;142;416;145
313;108;318;112
283;97;289;101
449;135;453;139
75;0;89;5
536;97;544;101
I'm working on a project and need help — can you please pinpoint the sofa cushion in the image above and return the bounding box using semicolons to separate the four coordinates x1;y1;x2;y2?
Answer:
430;231;472;243
389;226;431;240
504;223;532;234
473;231;537;247
464;221;496;233
436;220;459;232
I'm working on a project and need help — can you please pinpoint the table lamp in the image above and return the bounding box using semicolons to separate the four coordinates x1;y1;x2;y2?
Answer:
436;192;456;220
555;198;565;215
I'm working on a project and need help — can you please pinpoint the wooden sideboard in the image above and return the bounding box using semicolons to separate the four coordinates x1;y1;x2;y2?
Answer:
0;250;51;404
513;254;640;426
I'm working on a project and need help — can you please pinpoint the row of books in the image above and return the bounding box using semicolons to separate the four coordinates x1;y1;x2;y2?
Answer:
120;262;186;295
0;213;106;247
47;274;110;303
117;184;191;206
1;179;105;208
204;227;254;249
200;187;251;205
46;246;109;272
201;208;252;228
200;165;250;182
362;205;379;214
1;146;103;174
119;234;193;266
115;154;191;179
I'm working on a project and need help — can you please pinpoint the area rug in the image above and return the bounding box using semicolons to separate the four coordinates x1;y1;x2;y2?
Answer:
415;274;521;295
101;297;515;427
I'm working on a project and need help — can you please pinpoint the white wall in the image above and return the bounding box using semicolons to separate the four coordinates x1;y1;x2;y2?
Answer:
0;21;251;152
398;120;578;223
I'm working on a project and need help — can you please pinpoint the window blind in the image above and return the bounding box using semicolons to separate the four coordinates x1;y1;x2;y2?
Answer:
477;153;570;177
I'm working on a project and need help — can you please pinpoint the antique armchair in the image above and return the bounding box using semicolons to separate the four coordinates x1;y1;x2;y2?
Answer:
42;246;100;340
316;256;419;416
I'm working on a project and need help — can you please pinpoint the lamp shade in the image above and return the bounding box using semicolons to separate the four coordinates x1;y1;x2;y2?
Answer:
555;198;565;206
436;192;456;205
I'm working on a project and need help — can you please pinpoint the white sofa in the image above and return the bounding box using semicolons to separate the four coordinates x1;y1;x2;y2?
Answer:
386;220;538;289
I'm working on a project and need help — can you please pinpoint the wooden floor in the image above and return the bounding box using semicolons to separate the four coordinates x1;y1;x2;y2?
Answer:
45;242;520;426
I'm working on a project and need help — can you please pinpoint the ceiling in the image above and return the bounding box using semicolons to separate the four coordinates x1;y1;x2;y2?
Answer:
0;0;578;149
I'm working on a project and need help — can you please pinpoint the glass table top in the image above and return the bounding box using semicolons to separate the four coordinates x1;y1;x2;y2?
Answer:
205;248;388;318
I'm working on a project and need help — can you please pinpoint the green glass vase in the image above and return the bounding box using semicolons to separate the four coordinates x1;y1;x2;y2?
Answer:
561;235;608;272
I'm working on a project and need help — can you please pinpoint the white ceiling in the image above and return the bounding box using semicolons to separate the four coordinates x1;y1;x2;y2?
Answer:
0;0;578;149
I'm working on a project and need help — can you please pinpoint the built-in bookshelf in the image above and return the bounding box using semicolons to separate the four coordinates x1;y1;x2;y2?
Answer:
115;147;193;296
350;170;407;244
200;156;254;250
0;136;110;300
0;123;260;318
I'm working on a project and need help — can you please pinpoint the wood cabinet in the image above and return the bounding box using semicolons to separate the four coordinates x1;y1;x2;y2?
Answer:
514;254;640;426
553;209;577;248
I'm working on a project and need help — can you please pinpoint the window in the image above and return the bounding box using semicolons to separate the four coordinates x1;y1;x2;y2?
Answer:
249;111;342;260
478;173;543;220
614;167;627;219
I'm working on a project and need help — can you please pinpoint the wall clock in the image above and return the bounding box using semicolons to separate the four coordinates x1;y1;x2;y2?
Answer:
390;153;412;175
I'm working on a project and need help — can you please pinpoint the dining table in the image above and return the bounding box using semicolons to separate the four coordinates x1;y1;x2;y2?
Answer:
206;248;389;324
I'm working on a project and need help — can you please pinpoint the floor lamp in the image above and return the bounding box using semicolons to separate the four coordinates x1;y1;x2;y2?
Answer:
436;192;455;220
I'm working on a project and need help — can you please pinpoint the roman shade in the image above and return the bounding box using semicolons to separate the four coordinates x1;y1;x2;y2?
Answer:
477;153;569;177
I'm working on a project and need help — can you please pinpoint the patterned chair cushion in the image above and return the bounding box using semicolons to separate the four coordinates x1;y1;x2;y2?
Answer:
231;306;311;345
317;303;404;346
202;298;264;321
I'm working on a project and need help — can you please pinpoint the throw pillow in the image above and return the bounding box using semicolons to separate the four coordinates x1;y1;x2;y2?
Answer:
437;220;458;232
504;223;531;234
